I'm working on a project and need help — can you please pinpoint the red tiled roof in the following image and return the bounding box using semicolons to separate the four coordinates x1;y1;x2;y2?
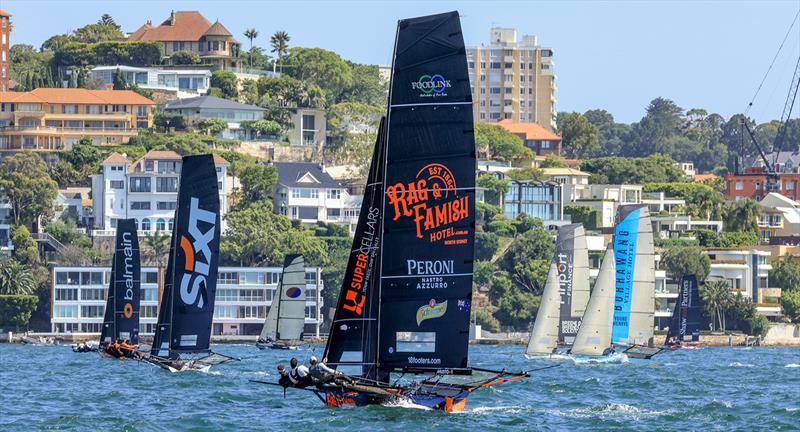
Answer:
212;154;230;166
694;173;718;183
103;152;130;164
203;21;233;37
129;11;227;42
0;88;155;105
142;150;182;160
497;119;561;141
0;10;12;17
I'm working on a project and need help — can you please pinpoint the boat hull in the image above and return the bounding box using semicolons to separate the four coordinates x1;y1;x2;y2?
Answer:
256;342;298;351
321;388;469;413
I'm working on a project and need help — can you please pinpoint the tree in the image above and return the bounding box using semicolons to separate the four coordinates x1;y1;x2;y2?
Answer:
476;174;509;206
499;225;553;294
210;70;238;99
244;28;259;68
493;286;540;330
71;22;125;43
661;246;710;283
505;167;544;181
221;201;327;266
236;164;278;209
724;198;760;233
475;231;500;261
770;255;800;292
629;97;684;156
702;279;733;331
170;50;201;65
580;154;684;184
0;258;36;295
112;68;127;90
283;47;353;105
0;152;58;226
557;111;600;159
98;14;120;29
780;288;800;323
540;154;568;168
10;226;39;267
474;123;533;161
143;229;170;267
584;109;632;157
197;118;229;135
153;111;188;132
270;31;291;73
0;295;38;328
339;62;388;106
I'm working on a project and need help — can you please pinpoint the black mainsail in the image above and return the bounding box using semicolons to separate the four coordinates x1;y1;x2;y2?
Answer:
666;275;702;345
377;11;475;375
151;154;222;361
100;218;140;345
324;117;386;378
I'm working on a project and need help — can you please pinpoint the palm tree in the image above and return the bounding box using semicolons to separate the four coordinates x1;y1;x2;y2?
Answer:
270;31;290;73
244;28;259;68
701;279;733;331
725;198;760;232
0;258;36;295
143;229;171;268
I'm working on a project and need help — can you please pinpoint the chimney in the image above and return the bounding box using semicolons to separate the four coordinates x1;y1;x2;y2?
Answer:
170;10;176;26
146;19;152;26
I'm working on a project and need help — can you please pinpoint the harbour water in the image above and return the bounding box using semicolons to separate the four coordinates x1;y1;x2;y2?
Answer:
2;343;798;430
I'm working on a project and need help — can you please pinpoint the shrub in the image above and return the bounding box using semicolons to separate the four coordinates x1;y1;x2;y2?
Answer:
0;294;38;328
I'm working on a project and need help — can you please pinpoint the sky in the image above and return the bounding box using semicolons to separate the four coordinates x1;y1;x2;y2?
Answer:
3;0;800;124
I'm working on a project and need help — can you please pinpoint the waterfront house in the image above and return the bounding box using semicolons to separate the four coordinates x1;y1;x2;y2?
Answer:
164;95;265;139
91;65;212;98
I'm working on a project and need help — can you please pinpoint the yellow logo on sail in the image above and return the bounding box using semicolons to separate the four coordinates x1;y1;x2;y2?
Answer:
416;299;447;326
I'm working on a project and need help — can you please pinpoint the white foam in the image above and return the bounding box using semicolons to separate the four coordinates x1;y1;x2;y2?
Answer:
382;397;432;411
570;353;629;365
785;363;800;368
554;403;667;419
470;405;527;415
728;362;754;368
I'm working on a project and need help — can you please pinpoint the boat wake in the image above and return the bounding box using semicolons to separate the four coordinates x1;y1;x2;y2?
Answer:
381;397;432;411
727;362;754;368
523;353;569;361
469;405;528;415
569;353;629;365
555;403;668;420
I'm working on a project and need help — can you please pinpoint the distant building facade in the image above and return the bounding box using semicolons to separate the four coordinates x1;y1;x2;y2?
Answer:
497;119;562;156
50;265;323;336
91;65;212;97
724;172;800;202
759;193;800;244
272;162;362;230
0;88;155;152
128;10;239;70
705;248;780;318
90;150;229;236
503;179;564;225
467;27;556;130
164;95;265;139
0;10;10;92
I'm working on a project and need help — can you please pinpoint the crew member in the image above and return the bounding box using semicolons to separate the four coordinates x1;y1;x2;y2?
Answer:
119;339;144;359
277;364;292;389
309;356;346;385
288;357;312;388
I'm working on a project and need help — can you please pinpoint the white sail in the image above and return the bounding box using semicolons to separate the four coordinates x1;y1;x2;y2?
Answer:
260;254;307;342
526;263;561;355
570;225;591;319
571;248;615;356
627;208;656;346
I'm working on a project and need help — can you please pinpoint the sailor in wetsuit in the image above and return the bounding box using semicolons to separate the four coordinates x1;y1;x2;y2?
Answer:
288;357;313;388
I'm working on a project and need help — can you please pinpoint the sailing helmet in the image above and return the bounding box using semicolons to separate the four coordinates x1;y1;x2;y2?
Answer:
310;356;318;365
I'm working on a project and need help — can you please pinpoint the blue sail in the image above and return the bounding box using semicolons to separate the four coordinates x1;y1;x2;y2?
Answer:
611;208;640;345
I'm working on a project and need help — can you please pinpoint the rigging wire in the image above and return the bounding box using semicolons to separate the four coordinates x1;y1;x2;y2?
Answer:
745;8;800;115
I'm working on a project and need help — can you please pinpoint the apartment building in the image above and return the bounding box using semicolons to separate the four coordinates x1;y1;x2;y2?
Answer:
50;265;324;336
90;150;229;236
128;11;239;70
0;10;10;92
542;167;589;186
164;95;264;140
497;119;562;156
289;108;327;146
273;162;362;230
566;184;643;229
0;88;155;152
467;27;556;130
724;171;800;201
91;65;212;97
759;192;800;245
705;248;780;317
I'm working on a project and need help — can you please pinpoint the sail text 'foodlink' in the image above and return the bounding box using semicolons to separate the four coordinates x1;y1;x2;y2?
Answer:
386;180;469;239
122;232;135;301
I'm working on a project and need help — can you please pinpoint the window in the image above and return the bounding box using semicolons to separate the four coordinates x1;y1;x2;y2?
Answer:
87;105;101;114
140;323;157;334
735;181;744;191
108;179;123;189
131;201;151;210
240;289;266;302
327;208;341;218
541;140;551;149
80;305;104;318
490;62;500;69
297;206;318;219
81;323;103;333
217;289;238;301
218;272;238;284
137;106;148;117
168;218;174;230
141;218;151;231
787;181;795;190
129;177;151;192
144;272;158;284
55;288;78;301
81;288;105;301
302;114;316;130
54;305;78;318
156;177;178;192
140;305;158;318
241;272;265;285
327;189;341;200
214;305;237;318
266;272;280;284
239;306;265;319
158;161;179;173
156;218;166;230
61;104;79;114
490;87;501;94
56;271;80;285
141;288;158;302
157;201;177;210
291;188;319;199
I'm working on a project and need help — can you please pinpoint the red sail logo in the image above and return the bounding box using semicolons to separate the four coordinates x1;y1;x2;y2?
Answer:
386;163;470;244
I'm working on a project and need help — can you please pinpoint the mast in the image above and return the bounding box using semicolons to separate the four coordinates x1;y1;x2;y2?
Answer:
571;247;616;356
377;11;476;375
526;263;560;355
